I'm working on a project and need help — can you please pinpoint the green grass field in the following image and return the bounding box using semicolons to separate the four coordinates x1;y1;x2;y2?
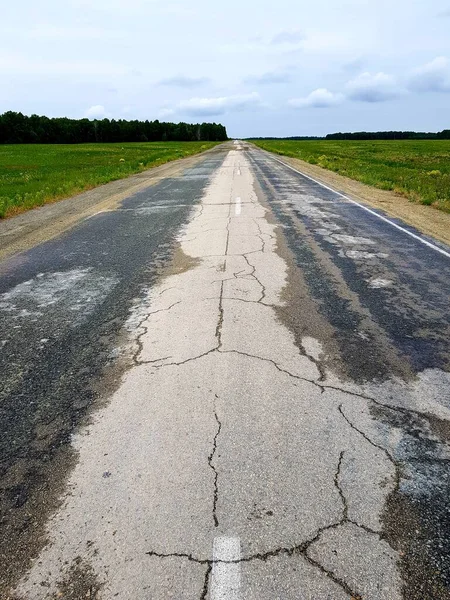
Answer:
251;139;450;213
0;141;219;218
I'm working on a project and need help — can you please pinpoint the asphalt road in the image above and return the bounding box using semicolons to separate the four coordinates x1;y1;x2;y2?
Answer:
1;142;450;599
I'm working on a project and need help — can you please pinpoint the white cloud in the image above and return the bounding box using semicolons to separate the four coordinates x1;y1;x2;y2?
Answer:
69;0;157;12
0;24;125;41
244;70;291;85
159;108;175;118
0;53;128;77
288;88;344;108
158;76;210;88
220;32;304;56
346;72;400;102
271;30;304;45
342;57;366;73
300;31;351;53
408;57;450;93
84;105;109;118
160;3;196;17
177;92;262;116
221;29;349;57
32;24;124;40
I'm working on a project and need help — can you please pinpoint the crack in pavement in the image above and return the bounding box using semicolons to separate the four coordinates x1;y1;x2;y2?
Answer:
144;348;218;368
215;282;225;350
333;450;381;537
145;541;361;596
219;296;271;307
131;301;181;367
158;286;177;297
190;203;204;224
242;252;267;303
334;450;348;522
136;334;435;442
200;564;212;600
218;348;322;389
145;525;362;600
147;300;181;316
145;449;378;600
327;383;449;437
253;218;272;254
338;403;401;493
133;155;407;599
211;268;257;285
208;395;222;528
213;195;232;351
255;231;267;254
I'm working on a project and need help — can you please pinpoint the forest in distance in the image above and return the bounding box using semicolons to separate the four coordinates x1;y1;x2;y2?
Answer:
252;129;450;140
0;111;228;144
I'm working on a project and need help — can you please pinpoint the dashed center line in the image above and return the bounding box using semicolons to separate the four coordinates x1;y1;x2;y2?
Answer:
211;537;241;600
235;197;242;216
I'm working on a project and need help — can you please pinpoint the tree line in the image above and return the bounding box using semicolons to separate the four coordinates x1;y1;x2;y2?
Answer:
325;130;450;140
0;111;228;144
251;130;450;141
251;136;322;140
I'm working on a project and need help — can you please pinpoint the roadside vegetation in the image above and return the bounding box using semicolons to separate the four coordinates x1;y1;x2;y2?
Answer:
0;141;219;218
251;139;450;213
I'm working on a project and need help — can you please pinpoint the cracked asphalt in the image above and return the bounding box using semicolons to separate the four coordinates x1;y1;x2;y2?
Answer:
1;142;450;599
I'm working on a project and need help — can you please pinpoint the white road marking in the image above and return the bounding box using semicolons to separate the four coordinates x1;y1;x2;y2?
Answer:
235;197;241;216
270;156;450;259
211;537;241;600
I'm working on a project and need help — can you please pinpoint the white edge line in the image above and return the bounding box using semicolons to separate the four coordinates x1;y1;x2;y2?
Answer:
269;155;450;259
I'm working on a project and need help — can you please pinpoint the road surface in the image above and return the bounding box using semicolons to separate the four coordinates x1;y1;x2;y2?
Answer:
1;142;450;599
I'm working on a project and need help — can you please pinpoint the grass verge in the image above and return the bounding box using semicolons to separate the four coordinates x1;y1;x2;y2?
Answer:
0;141;219;218
251;139;450;213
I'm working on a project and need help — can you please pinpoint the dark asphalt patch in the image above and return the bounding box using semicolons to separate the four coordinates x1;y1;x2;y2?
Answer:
249;153;408;383
377;401;450;599
249;150;450;381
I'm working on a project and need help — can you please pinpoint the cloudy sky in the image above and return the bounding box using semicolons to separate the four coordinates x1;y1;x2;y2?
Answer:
1;0;450;137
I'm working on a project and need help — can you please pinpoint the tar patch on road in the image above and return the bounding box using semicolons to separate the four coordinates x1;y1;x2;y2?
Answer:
377;403;450;600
